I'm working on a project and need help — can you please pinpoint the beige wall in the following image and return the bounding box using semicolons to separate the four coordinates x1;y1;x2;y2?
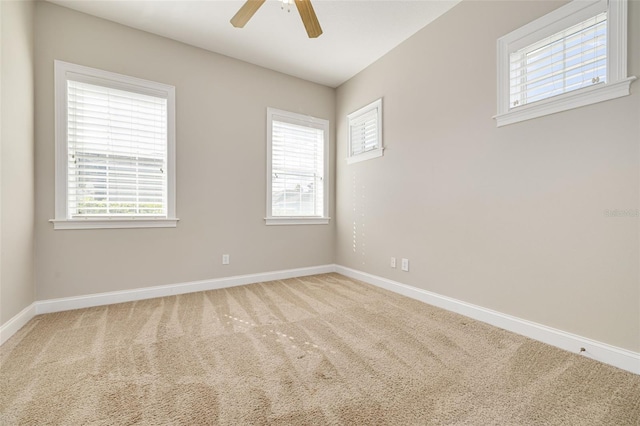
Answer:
336;1;640;352
1;0;35;325
34;2;335;300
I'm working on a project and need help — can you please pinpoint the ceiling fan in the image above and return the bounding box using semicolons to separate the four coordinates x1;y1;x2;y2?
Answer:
230;0;323;39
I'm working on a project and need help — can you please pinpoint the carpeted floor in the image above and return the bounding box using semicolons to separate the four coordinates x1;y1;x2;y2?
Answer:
1;273;639;425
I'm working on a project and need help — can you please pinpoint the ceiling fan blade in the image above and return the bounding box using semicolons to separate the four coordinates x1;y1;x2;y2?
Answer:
294;0;323;38
230;0;266;28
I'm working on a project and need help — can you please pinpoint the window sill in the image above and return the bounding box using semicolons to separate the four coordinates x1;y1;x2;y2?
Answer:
494;76;637;127
50;218;179;230
347;147;384;165
265;217;330;226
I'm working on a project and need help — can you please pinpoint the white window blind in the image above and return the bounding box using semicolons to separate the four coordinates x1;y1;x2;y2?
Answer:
509;12;607;107
67;80;168;218
347;98;382;164
271;119;324;217
350;107;379;156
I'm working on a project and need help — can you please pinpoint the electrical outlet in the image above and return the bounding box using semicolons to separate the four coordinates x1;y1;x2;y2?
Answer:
401;258;409;272
222;254;230;265
390;257;396;268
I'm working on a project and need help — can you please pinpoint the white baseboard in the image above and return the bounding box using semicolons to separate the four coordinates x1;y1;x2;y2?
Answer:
0;264;334;345
336;265;640;375
36;264;335;314
0;303;37;346
2;263;638;375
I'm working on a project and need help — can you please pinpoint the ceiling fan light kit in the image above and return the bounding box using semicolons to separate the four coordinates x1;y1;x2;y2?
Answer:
230;0;323;38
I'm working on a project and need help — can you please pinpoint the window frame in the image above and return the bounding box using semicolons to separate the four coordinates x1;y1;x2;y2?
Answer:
494;0;636;127
51;60;178;230
266;108;330;226
347;98;383;165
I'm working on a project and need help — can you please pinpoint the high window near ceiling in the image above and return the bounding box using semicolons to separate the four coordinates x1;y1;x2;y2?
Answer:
52;61;177;229
347;98;383;165
266;108;329;225
495;0;635;127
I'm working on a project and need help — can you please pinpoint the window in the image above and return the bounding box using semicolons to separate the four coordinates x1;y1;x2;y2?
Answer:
52;61;177;229
266;108;329;225
495;0;635;127
347;98;383;164
510;12;607;106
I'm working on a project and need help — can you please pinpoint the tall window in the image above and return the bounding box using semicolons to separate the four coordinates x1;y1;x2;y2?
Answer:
53;61;177;229
495;0;635;127
266;108;329;225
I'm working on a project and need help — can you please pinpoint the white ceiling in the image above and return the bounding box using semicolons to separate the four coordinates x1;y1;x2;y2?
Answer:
47;0;461;88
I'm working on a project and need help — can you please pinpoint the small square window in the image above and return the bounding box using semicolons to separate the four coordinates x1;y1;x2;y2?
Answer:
510;11;607;107
347;98;383;164
495;0;635;127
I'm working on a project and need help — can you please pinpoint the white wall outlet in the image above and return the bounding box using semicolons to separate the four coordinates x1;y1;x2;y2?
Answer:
222;254;230;265
401;258;409;272
390;257;396;268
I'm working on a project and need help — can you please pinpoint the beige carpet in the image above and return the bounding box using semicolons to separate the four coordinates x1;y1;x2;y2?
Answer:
1;273;639;425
